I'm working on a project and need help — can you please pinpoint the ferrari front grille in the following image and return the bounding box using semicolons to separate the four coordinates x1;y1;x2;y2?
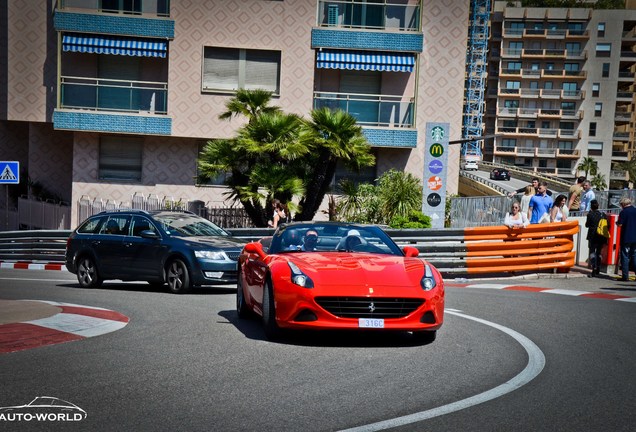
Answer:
314;297;424;319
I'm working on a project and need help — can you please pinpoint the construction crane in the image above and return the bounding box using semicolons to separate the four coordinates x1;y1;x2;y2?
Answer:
461;0;491;163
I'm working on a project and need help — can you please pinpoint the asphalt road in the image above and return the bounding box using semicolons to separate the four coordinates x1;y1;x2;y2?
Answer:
470;169;569;196
0;269;635;432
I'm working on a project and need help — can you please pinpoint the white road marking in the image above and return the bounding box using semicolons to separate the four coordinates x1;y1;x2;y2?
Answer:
542;289;590;296
339;310;546;432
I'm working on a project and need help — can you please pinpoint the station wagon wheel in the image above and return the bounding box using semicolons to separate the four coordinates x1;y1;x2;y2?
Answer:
166;258;192;294
236;270;251;319
262;279;280;340
76;256;102;288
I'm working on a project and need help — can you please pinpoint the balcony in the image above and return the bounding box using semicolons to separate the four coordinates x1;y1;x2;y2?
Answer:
614;131;631;142
541;69;586;79
316;0;420;32
55;1;174;39
523;48;566;58
556;148;580;159
558;129;580;139
314;92;413;128
54;76;170;135
60;76;167;114
617;91;634;101
58;0;170;17
537;129;558;138
536;147;556;157
610;170;629;181
615;110;632;123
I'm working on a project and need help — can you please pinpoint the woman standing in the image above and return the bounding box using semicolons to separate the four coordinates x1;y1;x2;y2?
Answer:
504;201;529;229
550;194;568;222
585;199;607;277
268;199;287;229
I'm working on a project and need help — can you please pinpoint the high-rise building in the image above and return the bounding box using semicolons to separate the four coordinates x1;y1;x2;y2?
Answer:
0;1;469;227
485;0;636;188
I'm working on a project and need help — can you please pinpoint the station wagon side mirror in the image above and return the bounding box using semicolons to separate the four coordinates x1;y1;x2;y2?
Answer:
244;242;266;258
140;230;160;240
403;246;420;257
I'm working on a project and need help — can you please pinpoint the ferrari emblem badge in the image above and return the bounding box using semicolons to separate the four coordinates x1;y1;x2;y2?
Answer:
368;302;376;313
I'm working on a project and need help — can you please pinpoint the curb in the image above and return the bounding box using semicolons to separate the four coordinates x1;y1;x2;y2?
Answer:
0;261;68;271
0;300;129;354
447;283;636;303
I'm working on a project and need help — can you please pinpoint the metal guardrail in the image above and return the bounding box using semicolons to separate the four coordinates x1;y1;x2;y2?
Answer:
459;171;509;195
477;160;571;190
0;224;578;276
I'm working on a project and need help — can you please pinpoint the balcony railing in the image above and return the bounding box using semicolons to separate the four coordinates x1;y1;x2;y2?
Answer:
313;91;414;128
317;0;420;32
610;170;628;180
60;76;168;114
58;0;170;17
494;146;580;159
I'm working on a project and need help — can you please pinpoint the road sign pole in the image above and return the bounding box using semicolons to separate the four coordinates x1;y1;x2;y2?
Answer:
5;185;8;231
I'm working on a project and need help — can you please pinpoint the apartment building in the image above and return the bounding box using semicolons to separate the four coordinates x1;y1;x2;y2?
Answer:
0;1;468;227
485;1;636;189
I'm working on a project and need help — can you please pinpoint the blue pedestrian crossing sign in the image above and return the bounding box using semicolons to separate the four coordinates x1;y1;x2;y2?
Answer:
0;161;19;184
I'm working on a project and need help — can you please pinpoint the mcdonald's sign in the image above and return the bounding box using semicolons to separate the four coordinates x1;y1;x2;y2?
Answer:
429;143;444;157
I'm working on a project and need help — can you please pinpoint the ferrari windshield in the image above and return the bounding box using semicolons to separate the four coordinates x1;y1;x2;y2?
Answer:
269;223;403;255
151;212;229;237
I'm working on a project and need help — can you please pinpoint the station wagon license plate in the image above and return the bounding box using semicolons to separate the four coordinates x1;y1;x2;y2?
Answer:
358;318;384;328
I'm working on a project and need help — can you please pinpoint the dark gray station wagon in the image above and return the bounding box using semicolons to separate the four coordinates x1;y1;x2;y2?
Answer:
65;210;246;293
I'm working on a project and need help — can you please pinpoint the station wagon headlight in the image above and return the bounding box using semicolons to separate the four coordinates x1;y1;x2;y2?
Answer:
420;264;437;291
288;261;314;288
195;250;227;260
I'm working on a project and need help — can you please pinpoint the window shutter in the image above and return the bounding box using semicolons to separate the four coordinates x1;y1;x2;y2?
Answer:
99;137;143;181
203;47;239;91
245;50;280;92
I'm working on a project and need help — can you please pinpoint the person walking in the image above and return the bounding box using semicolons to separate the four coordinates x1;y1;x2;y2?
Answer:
580;180;595;213
528;181;553;224
520;185;534;215
550;194;568;222
567;176;585;214
509;177;553;197
585;199;607;278
617;197;636;281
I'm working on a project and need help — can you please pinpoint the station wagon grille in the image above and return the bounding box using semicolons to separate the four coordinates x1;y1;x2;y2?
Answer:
315;297;424;319
226;252;241;261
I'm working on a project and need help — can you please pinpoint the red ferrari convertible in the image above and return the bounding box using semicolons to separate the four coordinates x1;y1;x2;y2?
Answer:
237;222;444;343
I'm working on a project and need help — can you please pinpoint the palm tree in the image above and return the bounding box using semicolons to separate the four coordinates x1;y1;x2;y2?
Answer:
218;89;281;123
577;156;598;179
591;173;607;191
376;170;423;222
296;108;375;221
617;156;636;185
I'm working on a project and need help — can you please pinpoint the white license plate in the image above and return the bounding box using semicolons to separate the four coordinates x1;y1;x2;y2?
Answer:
358;318;384;328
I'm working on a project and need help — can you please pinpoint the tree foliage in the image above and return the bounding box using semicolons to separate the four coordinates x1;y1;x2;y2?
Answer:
591;173;607;191
577;156;598;179
198;90;375;226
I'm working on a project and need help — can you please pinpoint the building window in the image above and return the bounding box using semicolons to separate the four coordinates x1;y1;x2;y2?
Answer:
597;22;605;37
558;141;572;150
592;83;600;97
562;82;578;96
501;138;516;147
602;63;610;78
544;81;553;90
332;157;377;191
508;41;523;55
588;141;603;156
589;122;597;137
202;47;281;93
504;100;519;108
596;43;611;57
594;103;603;117
568;22;583;34
561;101;575;111
99;136;143;182
566;42;581;56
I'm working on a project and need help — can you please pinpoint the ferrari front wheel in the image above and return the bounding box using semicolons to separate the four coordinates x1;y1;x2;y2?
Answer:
236;271;250;319
262;279;280;340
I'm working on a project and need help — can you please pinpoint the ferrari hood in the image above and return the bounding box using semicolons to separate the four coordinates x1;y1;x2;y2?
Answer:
287;253;425;288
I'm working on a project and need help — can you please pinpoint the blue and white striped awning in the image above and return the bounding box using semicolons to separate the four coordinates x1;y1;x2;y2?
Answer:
316;50;415;72
62;33;167;58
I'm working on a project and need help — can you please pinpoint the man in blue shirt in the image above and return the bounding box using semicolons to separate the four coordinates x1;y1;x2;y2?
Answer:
528;181;553;224
617;197;636;281
580;180;595;212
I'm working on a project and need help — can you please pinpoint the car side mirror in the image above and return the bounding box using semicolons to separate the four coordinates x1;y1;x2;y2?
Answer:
403;246;420;257
244;242;266;258
140;230;160;239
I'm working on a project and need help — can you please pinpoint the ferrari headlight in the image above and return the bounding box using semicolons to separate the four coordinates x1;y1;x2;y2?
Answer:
420;264;437;291
195;250;227;260
288;261;314;288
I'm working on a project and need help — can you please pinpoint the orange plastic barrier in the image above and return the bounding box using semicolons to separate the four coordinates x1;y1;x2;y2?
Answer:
461;220;579;274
